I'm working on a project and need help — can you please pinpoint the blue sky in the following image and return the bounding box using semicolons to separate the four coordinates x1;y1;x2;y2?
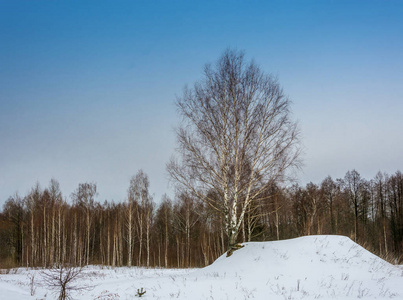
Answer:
1;0;402;206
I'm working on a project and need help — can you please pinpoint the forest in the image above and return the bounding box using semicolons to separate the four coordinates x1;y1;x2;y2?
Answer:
1;169;402;269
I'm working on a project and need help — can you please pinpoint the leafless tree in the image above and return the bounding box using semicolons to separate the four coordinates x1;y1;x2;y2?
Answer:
40;264;92;300
321;176;337;234
156;195;172;267
125;179;137;267
373;171;389;254
130;170;153;266
2;193;25;265
168;49;301;247
173;192;200;267
343;170;362;242
25;183;41;267
71;182;97;265
48;179;62;266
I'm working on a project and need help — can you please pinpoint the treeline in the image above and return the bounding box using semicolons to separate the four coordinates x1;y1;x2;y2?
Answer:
1;169;402;269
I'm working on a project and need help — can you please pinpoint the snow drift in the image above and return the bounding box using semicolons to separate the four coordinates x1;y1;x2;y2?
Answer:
1;235;402;299
191;235;403;299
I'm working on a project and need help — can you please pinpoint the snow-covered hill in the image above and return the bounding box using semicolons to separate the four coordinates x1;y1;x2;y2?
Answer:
1;235;402;299
191;235;402;299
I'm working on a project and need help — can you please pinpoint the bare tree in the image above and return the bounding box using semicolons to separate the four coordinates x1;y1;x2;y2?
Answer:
168;49;301;247
173;192;200;267
388;171;403;253
125;179;137;267
321;176;337;234
71;182;97;265
25;183;42;267
2;193;25;265
48;179;63;266
40;264;92;300
344;170;362;242
374;171;389;254
130;170;153;266
158;195;172;268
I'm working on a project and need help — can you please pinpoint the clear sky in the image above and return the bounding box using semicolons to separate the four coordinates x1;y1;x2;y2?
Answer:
1;1;402;207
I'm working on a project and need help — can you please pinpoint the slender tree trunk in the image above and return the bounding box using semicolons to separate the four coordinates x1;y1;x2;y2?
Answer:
119;220;123;267
138;212;143;266
99;213;104;265
221;226;225;254
247;213;252;242
176;236;180;268
383;219;388;254
62;214;66;263
21;224;24;267
164;216;168;268
30;211;34;266
127;204;133;267
112;233;116;267
158;240;161;267
107;219;110;266
330;196;334;234
242;218;245;242
86;210;90;265
354;202;358;242
43;204;47;267
275;209;280;240
185;210;191;267
146;211;150;267
73;212;78;265
57;206;62;264
50;203;55;266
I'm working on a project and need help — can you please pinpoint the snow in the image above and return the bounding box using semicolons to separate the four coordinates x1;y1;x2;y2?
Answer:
1;235;402;299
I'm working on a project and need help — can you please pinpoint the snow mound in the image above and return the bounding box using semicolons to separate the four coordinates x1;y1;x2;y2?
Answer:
190;235;403;299
200;235;394;277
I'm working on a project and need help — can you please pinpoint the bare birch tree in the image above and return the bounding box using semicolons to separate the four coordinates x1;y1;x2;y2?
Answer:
71;182;97;266
125;180;137;267
156;194;172;267
131;170;152;266
173;193;200;267
167;49;301;247
25;183;41;266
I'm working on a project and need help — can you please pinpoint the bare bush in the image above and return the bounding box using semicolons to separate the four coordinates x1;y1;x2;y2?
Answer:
40;264;93;300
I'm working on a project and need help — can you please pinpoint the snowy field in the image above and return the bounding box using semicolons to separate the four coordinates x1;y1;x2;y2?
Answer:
1;235;402;299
